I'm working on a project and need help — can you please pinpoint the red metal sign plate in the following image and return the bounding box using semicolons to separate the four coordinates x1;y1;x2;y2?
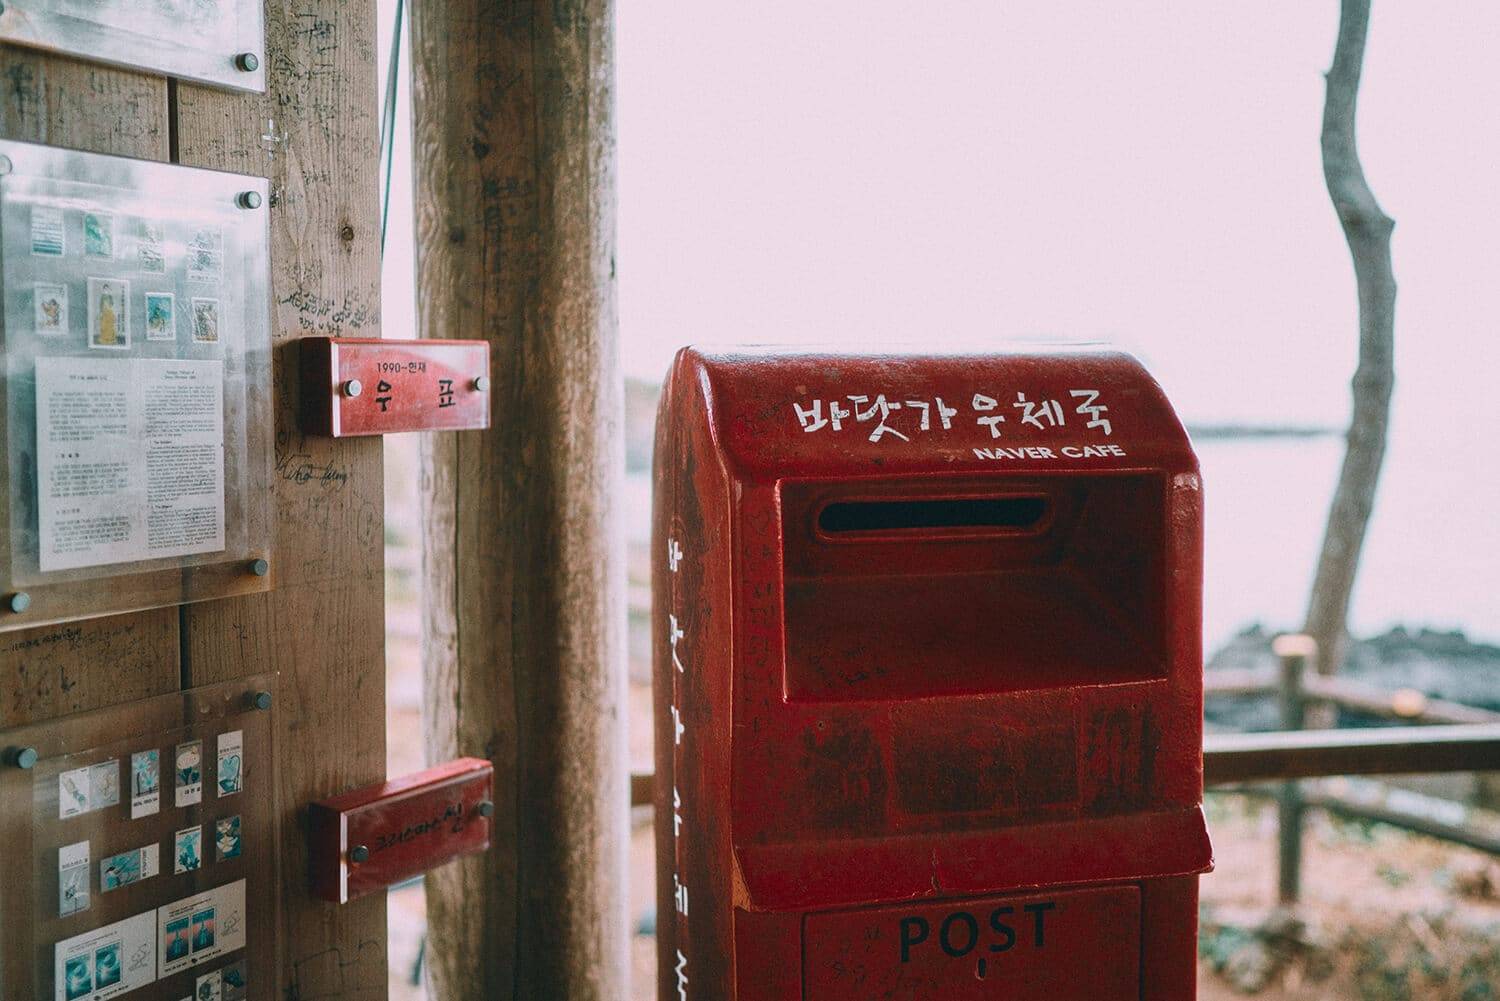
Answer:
309;757;492;903
301;336;490;436
804;884;1141;1000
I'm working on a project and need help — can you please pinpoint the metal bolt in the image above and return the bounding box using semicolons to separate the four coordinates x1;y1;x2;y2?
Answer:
236;190;263;210
6;746;38;769
7;592;30;614
234;52;260;72
251;691;273;711
476;800;495;818
350;845;370;864
249;557;270;577
341;379;363;398
472;375;491;393
0;155;12;176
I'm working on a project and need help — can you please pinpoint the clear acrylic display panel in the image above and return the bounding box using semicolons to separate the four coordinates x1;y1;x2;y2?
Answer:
0;674;278;1001
0;139;272;631
0;1;265;93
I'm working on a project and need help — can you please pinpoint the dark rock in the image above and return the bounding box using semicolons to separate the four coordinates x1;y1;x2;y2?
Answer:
1206;624;1500;732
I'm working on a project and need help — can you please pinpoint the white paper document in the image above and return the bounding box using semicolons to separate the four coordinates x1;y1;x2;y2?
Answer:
35;357;225;572
53;909;156;1001
158;879;246;977
58;840;90;917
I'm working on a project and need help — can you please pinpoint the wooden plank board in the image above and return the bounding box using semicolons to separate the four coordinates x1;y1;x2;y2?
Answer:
170;3;389;996
1205;724;1500;784
3;24;385;999
0;52;167;152
411;1;627;996
0;53;182;722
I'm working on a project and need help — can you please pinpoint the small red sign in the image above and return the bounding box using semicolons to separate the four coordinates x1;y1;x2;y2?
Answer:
300;336;491;436
309;757;493;903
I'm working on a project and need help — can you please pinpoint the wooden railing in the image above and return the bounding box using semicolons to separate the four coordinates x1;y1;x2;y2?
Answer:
1203;723;1500;784
626;636;1500;907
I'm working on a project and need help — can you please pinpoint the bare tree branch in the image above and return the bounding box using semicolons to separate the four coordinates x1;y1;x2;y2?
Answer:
1304;0;1397;677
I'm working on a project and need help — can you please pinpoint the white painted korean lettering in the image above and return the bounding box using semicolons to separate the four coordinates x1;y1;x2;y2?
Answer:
792;399;826;432
971;393;1006;438
1069;389;1113;435
848;394;909;443
789;388;1119;445
1012;392;1066;429
669;614;685;673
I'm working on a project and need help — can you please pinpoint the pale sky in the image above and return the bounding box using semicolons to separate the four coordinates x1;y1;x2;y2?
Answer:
615;2;1499;421
383;3;1500;642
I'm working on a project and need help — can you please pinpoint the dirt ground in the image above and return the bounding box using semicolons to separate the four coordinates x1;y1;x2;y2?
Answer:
1194;795;1500;1000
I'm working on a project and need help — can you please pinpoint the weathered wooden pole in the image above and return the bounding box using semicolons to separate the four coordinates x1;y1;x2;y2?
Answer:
1274;634;1314;905
410;1;627;997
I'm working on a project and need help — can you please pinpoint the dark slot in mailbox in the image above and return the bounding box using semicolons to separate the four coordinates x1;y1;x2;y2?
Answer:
817;496;1049;534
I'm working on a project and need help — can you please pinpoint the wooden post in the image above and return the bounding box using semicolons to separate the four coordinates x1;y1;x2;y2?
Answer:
411;1;627;997
175;4;392;995
1274;633;1314;905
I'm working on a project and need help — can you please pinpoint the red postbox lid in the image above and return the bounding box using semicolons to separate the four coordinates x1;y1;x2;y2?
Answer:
692;345;1196;479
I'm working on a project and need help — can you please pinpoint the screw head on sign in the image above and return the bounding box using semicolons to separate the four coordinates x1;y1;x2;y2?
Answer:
472;375;491;393
250;557;270;577
476;800;495;818
252;691;273;711
342;379;363;398
8;747;38;769
234;52;260;72
0;155;12;176
236;190;263;210
8;592;30;614
350;845;370;864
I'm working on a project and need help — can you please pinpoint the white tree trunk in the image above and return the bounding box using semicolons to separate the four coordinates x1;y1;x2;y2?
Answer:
1304;0;1397;678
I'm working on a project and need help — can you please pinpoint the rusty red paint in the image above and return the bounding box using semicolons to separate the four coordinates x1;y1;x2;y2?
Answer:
653;348;1211;1000
299;336;490;436
308;757;492;903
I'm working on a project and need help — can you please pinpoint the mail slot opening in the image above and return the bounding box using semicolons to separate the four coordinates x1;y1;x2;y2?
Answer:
817;497;1048;535
781;474;1168;701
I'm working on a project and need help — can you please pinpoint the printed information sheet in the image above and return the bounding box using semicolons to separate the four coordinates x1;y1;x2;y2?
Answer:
35;357;225;571
158;879;246;977
53;910;156;1001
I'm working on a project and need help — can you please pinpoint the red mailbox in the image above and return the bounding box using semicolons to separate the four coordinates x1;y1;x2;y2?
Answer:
653;348;1212;1000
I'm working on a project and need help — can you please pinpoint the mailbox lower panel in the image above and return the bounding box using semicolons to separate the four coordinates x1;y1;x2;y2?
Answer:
803;884;1141;1000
